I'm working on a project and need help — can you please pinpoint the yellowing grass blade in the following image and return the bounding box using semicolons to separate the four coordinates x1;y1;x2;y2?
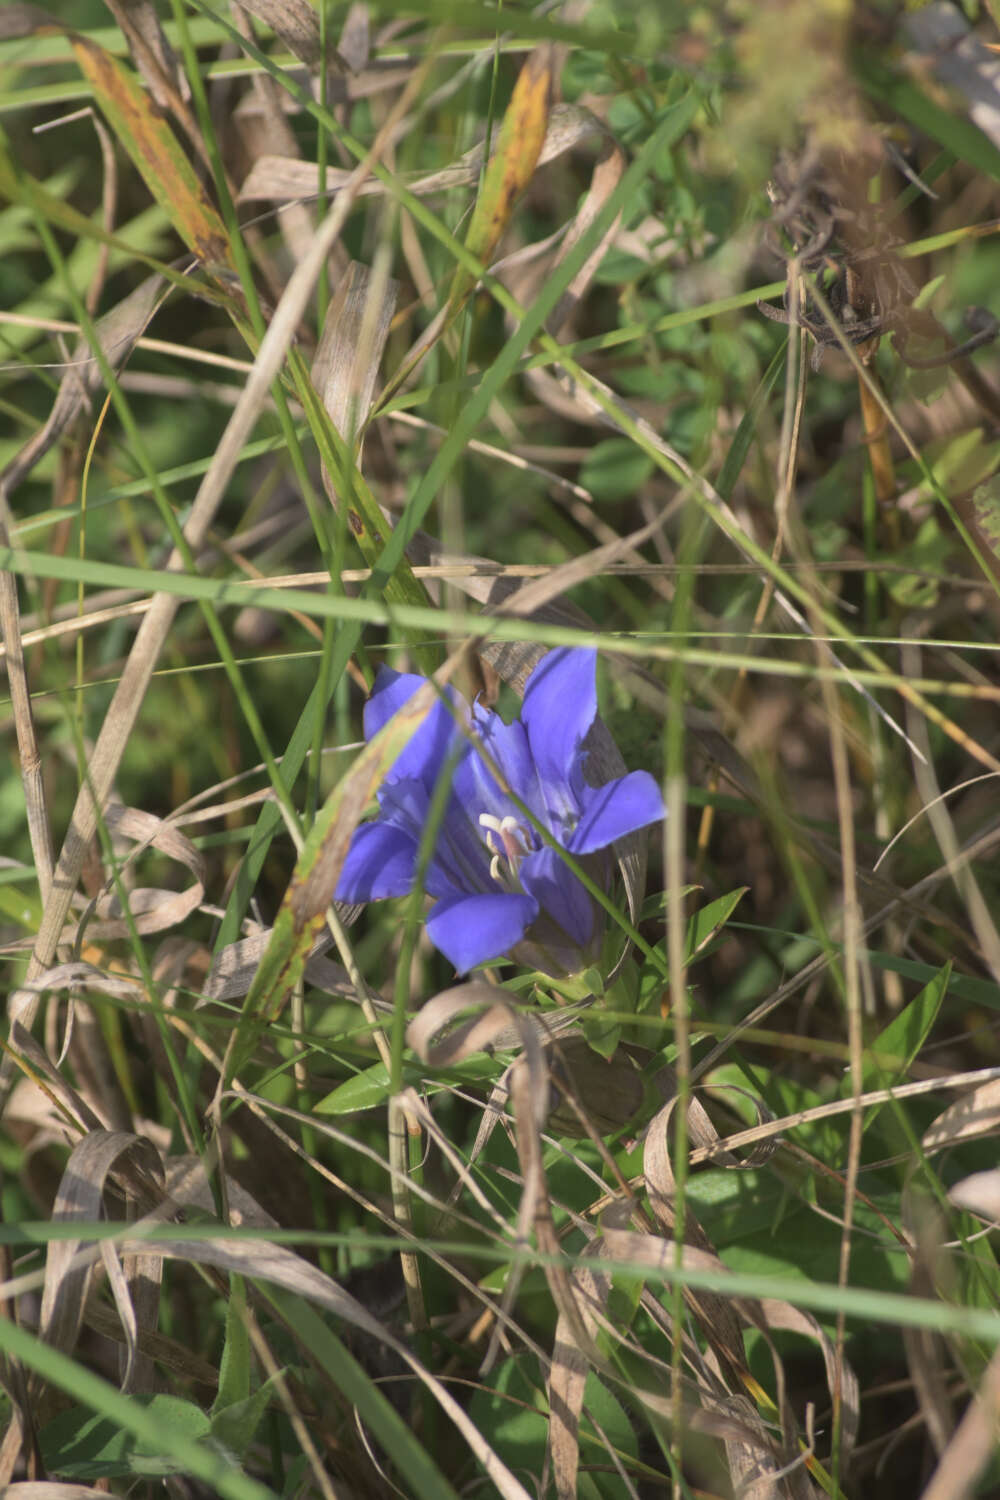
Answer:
70;36;233;270
450;44;554;313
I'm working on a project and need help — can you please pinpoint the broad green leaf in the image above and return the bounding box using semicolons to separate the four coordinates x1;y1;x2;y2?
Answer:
41;1395;212;1479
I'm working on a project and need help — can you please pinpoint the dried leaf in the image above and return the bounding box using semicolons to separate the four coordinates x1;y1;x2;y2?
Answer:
547;1254;613;1500
948;1167;1000;1221
238;101;605;204
312;260;398;459
202;929;354;1006
406;983;545;1071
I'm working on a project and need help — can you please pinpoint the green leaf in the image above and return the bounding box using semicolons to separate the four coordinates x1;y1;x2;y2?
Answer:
857;963;950;1116
314;1061;392;1114
263;1289;463;1500
973;476;1000;561
211;1371;285;1457
685;887;748;962
41;1396;212;1479
212;1277;251;1417
579;439;656;502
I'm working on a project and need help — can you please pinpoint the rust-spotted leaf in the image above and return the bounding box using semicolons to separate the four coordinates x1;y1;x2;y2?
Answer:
70;36;232;269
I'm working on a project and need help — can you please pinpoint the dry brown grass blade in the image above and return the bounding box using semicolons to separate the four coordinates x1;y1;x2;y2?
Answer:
312;258;398;464
546;1252;618;1500
6;1486;121;1499
232;0;325;69
918;1341;1000;1500
0;544;54;909
100;0;189;110
6;1023;108;1135
124;1227;535;1500
543;130;625;339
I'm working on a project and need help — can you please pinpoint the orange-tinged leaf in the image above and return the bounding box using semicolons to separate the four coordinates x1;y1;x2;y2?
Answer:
70;35;232;269
452;44;553;307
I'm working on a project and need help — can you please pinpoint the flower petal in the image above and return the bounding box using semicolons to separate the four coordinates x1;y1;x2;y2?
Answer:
427;890;538;972
335;822;418;902
521;649;597;823
570;771;665;855
453;708;542;831
363;668;467;794
520;846;595;947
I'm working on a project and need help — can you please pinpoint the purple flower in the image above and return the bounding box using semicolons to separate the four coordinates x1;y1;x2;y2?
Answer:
335;648;665;975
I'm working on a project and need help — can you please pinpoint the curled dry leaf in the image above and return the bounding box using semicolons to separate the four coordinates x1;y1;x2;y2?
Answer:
35;1130;166;1420
643;1077;780;1384
72;804;205;943
8;965;147;1042
406;982;546;1076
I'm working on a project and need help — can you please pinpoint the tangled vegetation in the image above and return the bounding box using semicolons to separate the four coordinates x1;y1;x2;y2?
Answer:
4;1;1000;1496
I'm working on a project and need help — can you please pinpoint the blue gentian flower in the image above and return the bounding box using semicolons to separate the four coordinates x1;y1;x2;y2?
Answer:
335;648;665;975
